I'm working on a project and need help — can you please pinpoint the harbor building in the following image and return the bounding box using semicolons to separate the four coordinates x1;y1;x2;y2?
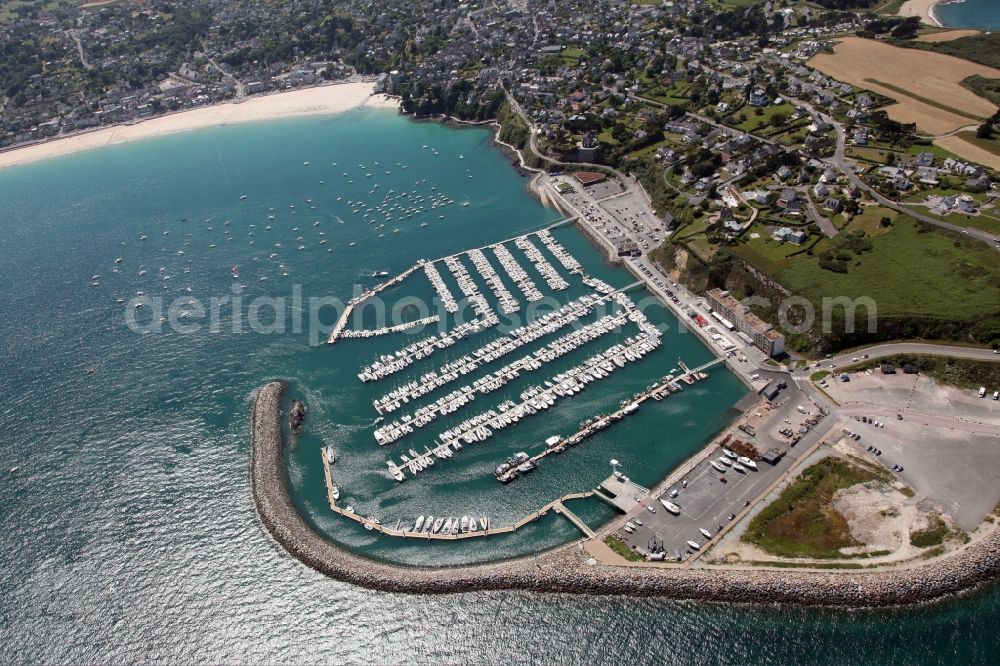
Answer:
705;289;785;358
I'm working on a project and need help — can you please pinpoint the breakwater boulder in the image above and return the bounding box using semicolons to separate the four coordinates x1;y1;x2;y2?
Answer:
289;399;306;433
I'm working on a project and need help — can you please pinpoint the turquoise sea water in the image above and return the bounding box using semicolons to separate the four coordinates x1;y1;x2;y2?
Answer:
1;107;998;662
934;0;1000;29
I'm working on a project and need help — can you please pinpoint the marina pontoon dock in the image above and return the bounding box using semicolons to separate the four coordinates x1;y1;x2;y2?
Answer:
323;447;596;540
326;217;578;345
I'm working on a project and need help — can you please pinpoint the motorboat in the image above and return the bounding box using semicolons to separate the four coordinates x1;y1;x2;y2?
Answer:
737;456;758;470
432;517;444;533
324;445;335;465
722;448;738;460
331;485;340;501
686;540;701;550
710;460;727;473
699;528;713;539
415;516;425;532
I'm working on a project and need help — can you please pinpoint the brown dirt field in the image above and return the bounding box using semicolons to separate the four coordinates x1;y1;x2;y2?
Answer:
914;29;982;42
809;37;1000;135
936;135;1000;171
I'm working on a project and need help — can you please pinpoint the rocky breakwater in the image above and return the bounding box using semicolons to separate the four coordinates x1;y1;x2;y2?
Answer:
250;382;1000;606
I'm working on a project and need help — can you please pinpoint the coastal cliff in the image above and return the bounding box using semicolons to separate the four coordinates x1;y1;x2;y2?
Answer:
250;381;1000;607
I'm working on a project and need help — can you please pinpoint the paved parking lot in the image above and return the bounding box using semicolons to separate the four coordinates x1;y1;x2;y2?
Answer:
825;372;1000;531
599;189;664;250
613;438;813;560
584;179;623;199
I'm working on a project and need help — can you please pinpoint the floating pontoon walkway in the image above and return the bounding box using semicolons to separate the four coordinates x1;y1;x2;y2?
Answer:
327;263;422;344
426;216;577;265
511;356;724;474
327;220;576;345
321;447;595;541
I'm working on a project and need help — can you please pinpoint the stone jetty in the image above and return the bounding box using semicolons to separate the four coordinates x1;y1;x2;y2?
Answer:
251;381;1000;607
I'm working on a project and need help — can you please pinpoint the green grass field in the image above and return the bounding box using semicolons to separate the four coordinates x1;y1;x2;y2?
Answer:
775;217;1000;320
734;223;802;274
844;205;897;236
604;535;644;561
730;103;795;133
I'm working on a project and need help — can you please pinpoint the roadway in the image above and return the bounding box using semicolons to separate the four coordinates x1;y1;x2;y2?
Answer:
803;102;1000;251
818;342;1000;372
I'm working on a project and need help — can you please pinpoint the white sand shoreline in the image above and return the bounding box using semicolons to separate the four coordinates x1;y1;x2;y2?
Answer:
0;82;400;170
898;0;944;26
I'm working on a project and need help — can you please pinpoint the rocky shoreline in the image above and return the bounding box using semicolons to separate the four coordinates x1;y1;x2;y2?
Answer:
251;381;1000;607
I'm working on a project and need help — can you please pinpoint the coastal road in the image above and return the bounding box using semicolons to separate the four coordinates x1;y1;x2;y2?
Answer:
818;342;1000;371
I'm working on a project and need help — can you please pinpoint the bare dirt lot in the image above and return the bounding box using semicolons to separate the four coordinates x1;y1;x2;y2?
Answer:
935;134;1000;171
913;29;983;43
809;37;1000;136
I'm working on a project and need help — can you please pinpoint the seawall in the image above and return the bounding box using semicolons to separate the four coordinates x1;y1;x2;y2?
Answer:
251;381;1000;607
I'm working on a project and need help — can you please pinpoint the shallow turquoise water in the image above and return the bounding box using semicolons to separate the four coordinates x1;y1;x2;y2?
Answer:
934;0;1000;29
1;108;998;662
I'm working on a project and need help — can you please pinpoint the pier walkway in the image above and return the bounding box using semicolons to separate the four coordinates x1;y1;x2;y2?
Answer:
322;447;595;541
427;216;577;265
327;220;576;345
553;500;596;538
596;474;651;513
327;263;422;344
515;356;722;473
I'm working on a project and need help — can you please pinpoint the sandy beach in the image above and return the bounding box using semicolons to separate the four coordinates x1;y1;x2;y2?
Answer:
898;0;942;26
0;81;398;170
